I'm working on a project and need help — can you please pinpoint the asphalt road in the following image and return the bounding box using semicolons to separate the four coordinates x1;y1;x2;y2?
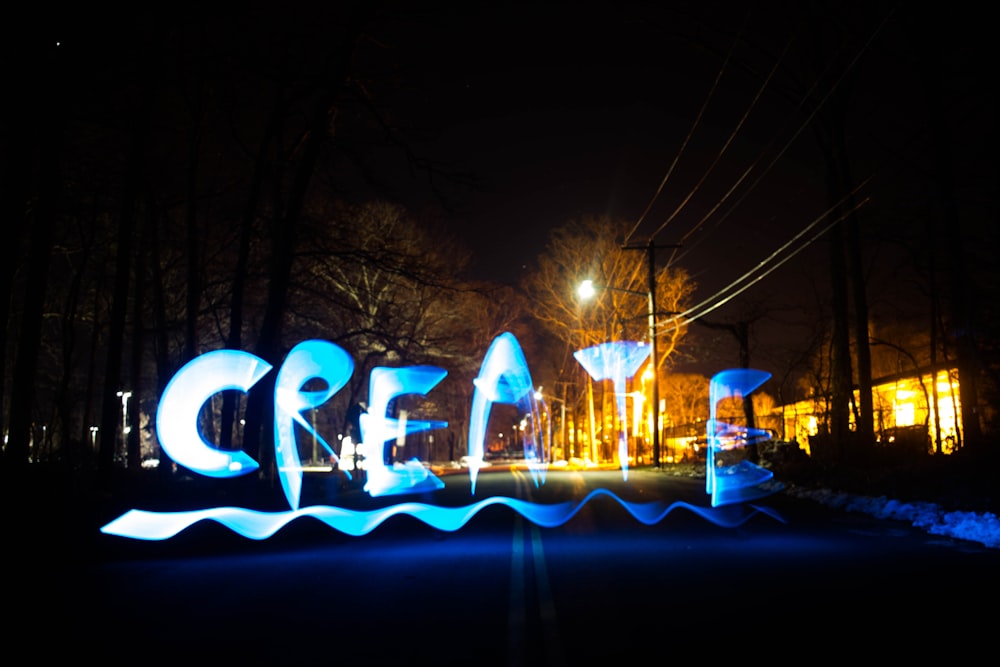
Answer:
15;467;999;664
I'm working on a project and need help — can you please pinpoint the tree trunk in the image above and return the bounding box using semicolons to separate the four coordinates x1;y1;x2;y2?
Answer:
1;34;62;470
6;130;60;468
98;82;151;481
834;126;875;452
55;195;97;467
0;116;31;466
907;10;984;452
244;8;374;478
98;156;139;478
221;60;287;451
828;220;853;462
127;213;146;471
183;79;204;366
147;197;175;484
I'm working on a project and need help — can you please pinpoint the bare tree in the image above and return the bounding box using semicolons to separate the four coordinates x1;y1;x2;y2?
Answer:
281;199;508;458
239;4;380;477
661;373;711;428
523;215;695;356
523;215;696;463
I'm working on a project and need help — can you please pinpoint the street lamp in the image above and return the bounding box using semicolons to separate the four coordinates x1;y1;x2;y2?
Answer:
577;278;662;469
117;390;132;465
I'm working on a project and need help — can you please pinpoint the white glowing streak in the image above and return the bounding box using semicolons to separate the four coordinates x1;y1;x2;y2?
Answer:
573;341;651;481
706;368;777;507
467;333;542;493
274;340;354;510
156;350;272;478
361;366;448;497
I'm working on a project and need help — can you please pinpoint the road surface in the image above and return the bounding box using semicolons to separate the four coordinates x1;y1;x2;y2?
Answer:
15;467;998;664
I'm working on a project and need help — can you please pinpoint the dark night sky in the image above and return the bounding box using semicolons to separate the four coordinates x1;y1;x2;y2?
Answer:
27;1;995;382
344;2;988;380
366;1;827;287
353;1;995;382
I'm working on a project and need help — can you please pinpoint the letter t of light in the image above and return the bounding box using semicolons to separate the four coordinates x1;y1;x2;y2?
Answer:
573;340;651;481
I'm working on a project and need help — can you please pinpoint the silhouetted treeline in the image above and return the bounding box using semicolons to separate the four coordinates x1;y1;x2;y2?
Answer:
0;3;527;481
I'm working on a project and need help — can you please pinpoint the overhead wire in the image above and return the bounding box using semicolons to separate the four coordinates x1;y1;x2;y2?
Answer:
630;3;892;255
623;10;749;246
617;18;796;313
656;181;871;335
664;19;863;268
617;6;895;343
648;29;793;251
653;5;895;315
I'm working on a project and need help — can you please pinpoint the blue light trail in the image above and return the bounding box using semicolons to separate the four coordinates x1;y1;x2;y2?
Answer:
100;488;786;540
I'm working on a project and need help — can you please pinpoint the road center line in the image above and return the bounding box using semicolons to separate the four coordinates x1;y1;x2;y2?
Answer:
508;515;526;667
530;522;565;666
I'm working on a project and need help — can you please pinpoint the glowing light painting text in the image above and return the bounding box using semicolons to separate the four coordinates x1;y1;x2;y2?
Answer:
155;349;270;478
467;333;543;493
101;334;783;541
274;340;354;509
573;341;651;481
361;365;449;497
706;368;782;507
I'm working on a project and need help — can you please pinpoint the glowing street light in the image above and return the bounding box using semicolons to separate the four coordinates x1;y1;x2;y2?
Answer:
117;391;132;435
117;390;132;465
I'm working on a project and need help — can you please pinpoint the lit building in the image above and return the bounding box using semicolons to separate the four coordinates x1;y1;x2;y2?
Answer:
777;364;962;456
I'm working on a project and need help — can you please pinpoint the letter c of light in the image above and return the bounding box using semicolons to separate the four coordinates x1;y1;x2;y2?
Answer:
156;349;273;478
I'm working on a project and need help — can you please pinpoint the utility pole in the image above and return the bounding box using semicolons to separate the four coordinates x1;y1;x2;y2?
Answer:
554;380;572;459
622;239;680;469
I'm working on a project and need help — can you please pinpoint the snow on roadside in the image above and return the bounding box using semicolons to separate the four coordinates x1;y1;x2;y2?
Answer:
786;485;1000;550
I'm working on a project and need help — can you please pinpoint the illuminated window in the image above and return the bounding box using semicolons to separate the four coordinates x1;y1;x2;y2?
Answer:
894;401;915;427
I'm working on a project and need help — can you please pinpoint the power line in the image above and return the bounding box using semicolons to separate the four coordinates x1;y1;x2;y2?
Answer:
618;7;896;344
627;6;894;272
665;8;892;270
623;10;749;246
647;31;794;248
655;184;870;334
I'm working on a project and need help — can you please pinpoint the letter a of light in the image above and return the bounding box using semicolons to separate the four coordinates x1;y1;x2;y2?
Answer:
467;333;543;493
573;341;651;481
274;340;354;510
156;349;272;478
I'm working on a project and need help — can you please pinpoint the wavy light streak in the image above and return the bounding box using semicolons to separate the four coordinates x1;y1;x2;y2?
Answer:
100;488;786;541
